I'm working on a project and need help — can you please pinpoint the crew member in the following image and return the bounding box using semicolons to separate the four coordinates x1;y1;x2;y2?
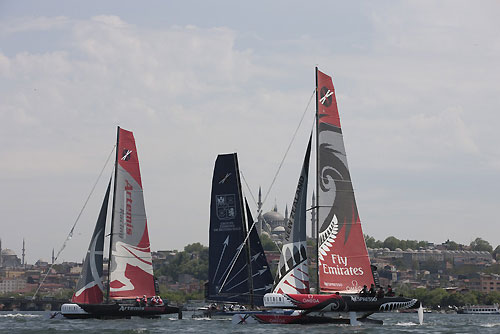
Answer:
387;285;395;297
368;284;376;297
376;286;385;298
359;285;368;296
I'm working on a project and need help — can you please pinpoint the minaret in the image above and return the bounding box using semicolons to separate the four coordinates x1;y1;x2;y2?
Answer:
311;191;316;238
257;186;263;234
284;204;289;228
22;238;26;267
0;238;3;268
52;249;55;265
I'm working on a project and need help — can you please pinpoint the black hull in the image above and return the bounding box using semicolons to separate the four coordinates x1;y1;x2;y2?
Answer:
73;303;180;319
341;295;419;312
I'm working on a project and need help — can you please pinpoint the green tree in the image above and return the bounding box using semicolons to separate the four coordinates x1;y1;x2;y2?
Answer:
383;236;400;251
260;233;279;251
470;237;493;253
444;239;459;251
364;235;382;248
184;242;205;253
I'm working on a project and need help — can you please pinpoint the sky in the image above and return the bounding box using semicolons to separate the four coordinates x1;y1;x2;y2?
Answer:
1;0;499;264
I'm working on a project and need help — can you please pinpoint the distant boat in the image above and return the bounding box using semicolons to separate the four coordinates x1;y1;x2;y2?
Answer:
233;68;420;325
204;153;274;317
458;304;500;314
59;127;179;319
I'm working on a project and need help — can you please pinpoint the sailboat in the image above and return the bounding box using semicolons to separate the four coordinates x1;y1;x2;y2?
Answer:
204;153;274;317
233;68;420;325
60;127;179;319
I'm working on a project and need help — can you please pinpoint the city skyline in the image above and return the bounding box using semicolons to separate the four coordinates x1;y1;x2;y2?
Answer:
1;1;499;263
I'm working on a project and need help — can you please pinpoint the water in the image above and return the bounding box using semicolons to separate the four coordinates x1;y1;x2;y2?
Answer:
2;311;500;334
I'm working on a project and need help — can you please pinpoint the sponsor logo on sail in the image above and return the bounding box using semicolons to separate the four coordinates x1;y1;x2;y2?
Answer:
219;173;231;184
216;194;236;220
319;87;333;106
285;175;304;242
322;254;364;276
125;180;133;235
121;149;132;161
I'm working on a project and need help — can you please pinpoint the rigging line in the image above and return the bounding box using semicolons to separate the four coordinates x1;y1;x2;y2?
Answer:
220;92;315;294
219;206;273;293
239;170;258;211
239;169;283;254
32;144;116;299
262;89;315;207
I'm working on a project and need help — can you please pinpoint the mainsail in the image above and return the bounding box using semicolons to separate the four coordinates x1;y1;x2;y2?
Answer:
71;180;111;304
208;153;273;306
108;127;155;299
316;69;374;293
273;136;312;294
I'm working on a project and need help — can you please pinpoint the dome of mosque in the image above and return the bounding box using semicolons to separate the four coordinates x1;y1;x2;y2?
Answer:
1;249;17;256
273;226;285;233
263;206;284;223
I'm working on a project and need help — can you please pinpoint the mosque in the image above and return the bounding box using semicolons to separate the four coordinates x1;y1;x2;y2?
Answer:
0;239;22;268
254;187;317;244
0;239;53;268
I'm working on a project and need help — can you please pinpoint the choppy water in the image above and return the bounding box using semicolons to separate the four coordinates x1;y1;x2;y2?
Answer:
2;311;500;334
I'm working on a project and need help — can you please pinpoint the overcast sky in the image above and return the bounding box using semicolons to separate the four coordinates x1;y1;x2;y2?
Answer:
1;1;499;264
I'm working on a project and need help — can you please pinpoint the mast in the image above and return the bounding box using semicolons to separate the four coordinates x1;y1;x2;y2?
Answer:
315;66;320;294
106;126;120;303
235;155;254;309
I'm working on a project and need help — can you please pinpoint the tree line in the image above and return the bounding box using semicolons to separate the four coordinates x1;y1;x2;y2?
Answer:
364;235;500;258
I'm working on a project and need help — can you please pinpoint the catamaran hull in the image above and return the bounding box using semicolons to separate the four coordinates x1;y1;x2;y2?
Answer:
61;303;180;319
264;292;419;313
238;293;419;324
342;295;419;312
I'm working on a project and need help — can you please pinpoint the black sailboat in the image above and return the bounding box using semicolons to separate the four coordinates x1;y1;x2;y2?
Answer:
205;153;273;316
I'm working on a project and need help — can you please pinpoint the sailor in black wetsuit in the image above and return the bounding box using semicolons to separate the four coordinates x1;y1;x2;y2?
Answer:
368;284;376;297
359;285;368;296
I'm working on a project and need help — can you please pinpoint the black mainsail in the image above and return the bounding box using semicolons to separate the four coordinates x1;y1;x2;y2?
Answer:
208;153;273;306
71;179;111;304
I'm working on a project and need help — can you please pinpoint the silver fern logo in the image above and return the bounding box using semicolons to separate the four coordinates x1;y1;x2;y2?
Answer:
318;215;339;264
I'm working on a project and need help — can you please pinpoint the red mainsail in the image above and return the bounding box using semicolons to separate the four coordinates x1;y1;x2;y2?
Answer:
316;69;374;293
109;127;155;299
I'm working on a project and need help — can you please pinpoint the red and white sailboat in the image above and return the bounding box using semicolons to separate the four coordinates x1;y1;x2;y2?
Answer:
60;127;179;319
233;68;419;325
